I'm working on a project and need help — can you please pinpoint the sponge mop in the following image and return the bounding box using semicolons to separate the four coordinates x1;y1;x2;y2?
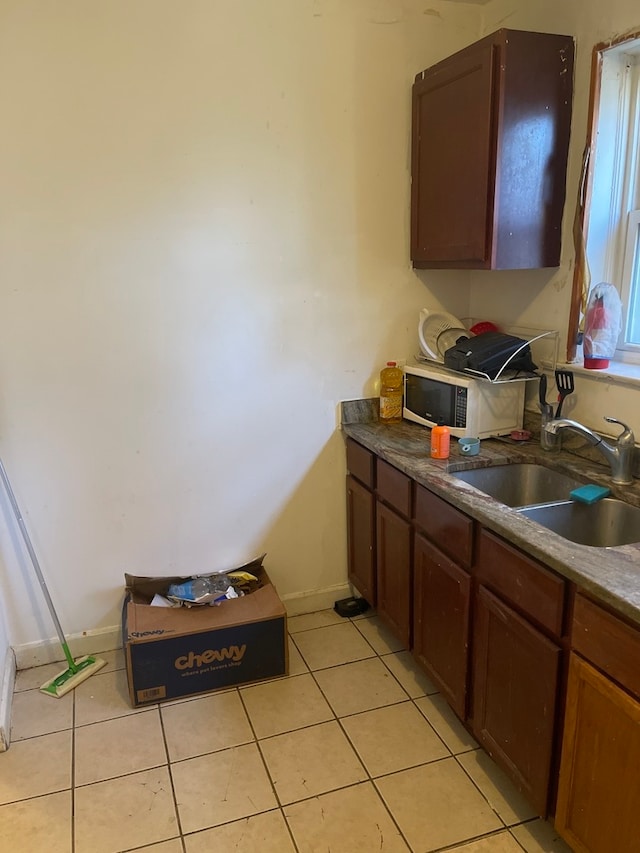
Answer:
0;456;106;699
570;484;611;504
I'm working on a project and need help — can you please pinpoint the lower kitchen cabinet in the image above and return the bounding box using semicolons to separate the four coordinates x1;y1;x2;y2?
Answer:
345;443;412;640
376;500;412;647
555;594;640;853
374;458;413;648
472;585;562;816
413;531;471;718
473;528;566;816
345;438;377;605
343;437;640;830
555;654;640;853
346;474;376;605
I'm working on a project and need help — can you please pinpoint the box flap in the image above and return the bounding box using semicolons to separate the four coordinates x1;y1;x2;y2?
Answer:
124;553;266;599
123;565;285;642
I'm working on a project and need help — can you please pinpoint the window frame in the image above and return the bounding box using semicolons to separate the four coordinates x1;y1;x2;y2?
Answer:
567;30;640;364
620;209;640;350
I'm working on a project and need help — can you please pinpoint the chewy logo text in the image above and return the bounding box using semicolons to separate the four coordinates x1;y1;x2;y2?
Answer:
175;644;247;670
130;629;165;638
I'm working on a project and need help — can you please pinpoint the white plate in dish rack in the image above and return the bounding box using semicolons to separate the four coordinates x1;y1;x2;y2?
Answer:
418;309;469;361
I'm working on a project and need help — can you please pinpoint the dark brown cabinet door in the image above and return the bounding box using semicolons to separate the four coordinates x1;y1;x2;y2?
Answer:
376;501;412;648
555;654;640;853
411;29;574;270
346;474;376;605
413;532;471;718
411;41;495;266
473;585;561;816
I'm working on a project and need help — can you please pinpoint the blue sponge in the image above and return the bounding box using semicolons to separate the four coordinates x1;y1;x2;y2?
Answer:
570;484;611;504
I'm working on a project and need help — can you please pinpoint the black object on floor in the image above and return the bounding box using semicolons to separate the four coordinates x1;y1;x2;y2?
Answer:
334;596;370;618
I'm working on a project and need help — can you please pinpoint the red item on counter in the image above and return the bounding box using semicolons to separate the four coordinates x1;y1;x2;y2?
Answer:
584;295;609;368
583;283;622;369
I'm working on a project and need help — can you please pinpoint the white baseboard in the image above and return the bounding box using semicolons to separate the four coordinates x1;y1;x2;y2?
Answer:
0;647;16;752
13;625;122;671
281;582;352;617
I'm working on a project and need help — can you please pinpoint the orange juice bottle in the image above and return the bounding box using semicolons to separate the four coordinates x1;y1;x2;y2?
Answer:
379;361;403;424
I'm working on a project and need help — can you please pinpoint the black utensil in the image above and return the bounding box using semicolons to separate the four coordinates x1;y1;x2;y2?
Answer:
538;373;548;412
555;370;575;418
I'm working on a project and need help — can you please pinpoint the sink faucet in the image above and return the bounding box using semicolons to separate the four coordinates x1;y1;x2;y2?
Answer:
544;416;635;485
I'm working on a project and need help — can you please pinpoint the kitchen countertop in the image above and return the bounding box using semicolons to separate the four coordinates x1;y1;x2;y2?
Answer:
342;407;640;628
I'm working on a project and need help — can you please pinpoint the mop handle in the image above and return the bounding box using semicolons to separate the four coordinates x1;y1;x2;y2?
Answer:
0;456;69;652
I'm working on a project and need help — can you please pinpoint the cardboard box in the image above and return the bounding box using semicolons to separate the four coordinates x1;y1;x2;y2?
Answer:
122;564;288;707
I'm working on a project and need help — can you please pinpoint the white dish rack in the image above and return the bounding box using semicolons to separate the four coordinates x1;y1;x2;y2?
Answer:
415;324;559;384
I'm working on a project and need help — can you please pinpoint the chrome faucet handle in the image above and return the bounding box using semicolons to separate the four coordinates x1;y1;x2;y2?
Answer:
603;417;635;445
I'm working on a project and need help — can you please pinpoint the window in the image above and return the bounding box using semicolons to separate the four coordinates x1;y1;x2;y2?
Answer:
577;35;640;364
621;209;640;346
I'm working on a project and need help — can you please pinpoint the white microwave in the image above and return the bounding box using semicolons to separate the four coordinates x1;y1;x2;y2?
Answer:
403;362;525;438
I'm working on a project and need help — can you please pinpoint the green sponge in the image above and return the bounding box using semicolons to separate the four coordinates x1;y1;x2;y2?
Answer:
570;484;611;504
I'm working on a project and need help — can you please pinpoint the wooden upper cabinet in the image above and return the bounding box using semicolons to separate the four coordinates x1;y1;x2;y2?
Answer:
411;41;495;267
411;29;574;270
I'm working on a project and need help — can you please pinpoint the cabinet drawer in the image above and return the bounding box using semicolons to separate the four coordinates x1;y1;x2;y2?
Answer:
414;485;473;569
377;459;412;518
573;594;640;699
477;529;565;637
346;438;375;488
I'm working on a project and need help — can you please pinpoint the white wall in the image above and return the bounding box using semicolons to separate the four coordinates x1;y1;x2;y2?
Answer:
470;0;640;430
8;0;633;658
0;0;482;653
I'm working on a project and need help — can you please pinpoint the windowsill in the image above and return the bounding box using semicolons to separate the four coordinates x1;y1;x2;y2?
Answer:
560;359;640;389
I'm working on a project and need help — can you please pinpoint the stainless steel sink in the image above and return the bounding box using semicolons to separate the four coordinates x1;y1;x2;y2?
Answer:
518;498;640;547
452;464;585;508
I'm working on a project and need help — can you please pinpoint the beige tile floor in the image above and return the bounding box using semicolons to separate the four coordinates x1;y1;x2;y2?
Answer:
0;610;574;853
